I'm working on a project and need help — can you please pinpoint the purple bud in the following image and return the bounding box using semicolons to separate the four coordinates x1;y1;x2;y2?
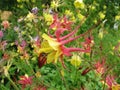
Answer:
31;7;38;14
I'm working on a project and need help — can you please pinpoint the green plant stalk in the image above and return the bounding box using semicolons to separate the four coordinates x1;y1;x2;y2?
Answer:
55;64;69;90
25;60;35;75
7;75;19;90
74;68;78;85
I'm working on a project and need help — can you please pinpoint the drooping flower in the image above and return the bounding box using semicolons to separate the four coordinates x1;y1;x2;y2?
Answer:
39;20;90;64
18;74;33;88
1;20;10;30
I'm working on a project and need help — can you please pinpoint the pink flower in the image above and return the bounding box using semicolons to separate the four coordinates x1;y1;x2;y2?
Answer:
0;31;3;38
105;75;117;88
1;20;10;30
18;75;33;88
49;14;73;31
94;59;106;75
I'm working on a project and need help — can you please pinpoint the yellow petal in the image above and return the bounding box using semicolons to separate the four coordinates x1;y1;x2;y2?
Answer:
54;48;62;63
47;52;56;63
42;34;60;50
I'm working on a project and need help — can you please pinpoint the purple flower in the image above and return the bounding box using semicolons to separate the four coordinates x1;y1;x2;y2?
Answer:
0;31;3;38
31;7;38;14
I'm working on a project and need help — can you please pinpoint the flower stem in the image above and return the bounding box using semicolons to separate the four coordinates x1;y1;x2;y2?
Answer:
7;75;19;90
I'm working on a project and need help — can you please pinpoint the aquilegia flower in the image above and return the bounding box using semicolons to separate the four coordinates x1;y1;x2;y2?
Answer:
94;59;106;75
31;7;38;14
39;18;91;64
18;74;33;88
105;75;120;90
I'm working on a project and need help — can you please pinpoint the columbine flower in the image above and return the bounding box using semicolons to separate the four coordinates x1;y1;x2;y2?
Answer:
105;75;120;90
115;15;120;21
1;20;10;30
99;12;105;20
39;20;90;63
25;12;36;22
94;59;106;75
74;0;85;9
70;54;82;67
50;14;73;31
31;7;38;14
50;0;61;11
0;30;4;38
43;13;53;25
18;74;33;88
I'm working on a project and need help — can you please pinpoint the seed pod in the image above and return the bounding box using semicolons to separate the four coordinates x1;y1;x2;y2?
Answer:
81;67;91;75
38;53;47;68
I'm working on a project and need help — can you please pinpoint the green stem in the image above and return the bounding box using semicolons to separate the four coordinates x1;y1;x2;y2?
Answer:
25;60;35;75
7;75;19;90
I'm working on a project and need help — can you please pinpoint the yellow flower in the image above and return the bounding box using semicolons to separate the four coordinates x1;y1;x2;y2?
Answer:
99;12;105;20
115;15;120;21
74;0;85;9
77;13;85;20
25;12;36;22
112;85;120;90
39;34;62;63
43;13;53;25
35;71;41;78
50;0;60;10
65;10;73;17
70;54;82;67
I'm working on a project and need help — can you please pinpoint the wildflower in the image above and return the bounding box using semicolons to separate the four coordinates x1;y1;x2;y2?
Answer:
115;15;120;21
65;10;73;17
43;13;53;25
94;59;106;75
82;36;94;51
1;20;10;30
18;74;33;88
74;0;85;9
25;12;36;22
77;13;85;21
31;7;38;14
50;14;73;31
0;31;3;38
3;65;11;76
0;41;7;51
105;75;120;90
99;12;105;20
70;54;82;67
50;0;61;11
39;23;90;63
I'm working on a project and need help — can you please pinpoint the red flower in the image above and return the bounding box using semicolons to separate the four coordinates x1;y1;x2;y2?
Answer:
105;75;117;88
49;14;73;32
94;59;106;75
18;75;33;88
